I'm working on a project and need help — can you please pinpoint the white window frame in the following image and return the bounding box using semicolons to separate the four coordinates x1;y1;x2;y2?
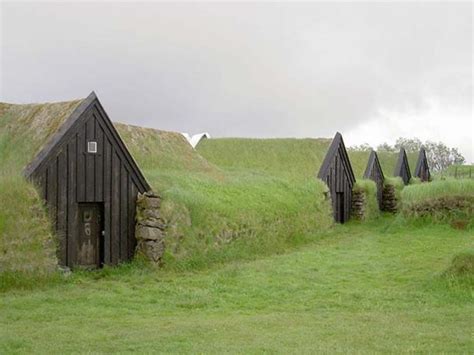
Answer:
87;141;97;154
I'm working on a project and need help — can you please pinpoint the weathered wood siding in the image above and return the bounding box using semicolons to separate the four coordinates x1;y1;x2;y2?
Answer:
28;94;149;267
394;148;411;185
318;133;356;223
363;151;384;209
414;148;431;182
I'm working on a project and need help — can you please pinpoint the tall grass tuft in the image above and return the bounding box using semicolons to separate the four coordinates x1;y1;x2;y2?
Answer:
352;179;380;220
400;179;474;226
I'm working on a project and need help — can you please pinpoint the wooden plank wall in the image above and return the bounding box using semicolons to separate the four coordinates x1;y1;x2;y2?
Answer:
322;146;353;223
367;165;384;209
31;103;144;267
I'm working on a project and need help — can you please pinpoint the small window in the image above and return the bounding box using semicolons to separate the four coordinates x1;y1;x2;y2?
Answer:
87;141;97;153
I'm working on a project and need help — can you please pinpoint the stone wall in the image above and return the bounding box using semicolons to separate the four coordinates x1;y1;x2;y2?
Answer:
351;190;365;220
135;191;166;264
381;185;398;213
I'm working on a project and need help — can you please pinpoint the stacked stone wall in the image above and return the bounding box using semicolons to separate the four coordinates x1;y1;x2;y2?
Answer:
351;190;365;220
381;185;398;213
135;192;166;264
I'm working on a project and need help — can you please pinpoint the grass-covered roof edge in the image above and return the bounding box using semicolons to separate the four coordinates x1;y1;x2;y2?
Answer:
23;91;151;192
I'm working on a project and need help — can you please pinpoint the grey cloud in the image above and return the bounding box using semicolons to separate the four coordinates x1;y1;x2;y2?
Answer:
1;1;471;141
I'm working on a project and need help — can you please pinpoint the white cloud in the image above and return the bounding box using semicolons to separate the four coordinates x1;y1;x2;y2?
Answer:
345;98;473;163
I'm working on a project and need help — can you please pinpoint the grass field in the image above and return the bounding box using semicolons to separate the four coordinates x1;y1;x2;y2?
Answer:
438;165;474;179
1;218;473;353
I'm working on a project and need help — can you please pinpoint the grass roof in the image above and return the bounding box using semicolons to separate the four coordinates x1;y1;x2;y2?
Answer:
347;150;372;179
196;138;334;180
0;99;83;174
377;150;418;178
0;98;84;274
115;123;218;175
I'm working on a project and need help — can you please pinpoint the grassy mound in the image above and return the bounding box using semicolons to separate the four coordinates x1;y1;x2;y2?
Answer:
117;128;334;270
347;150;371;179
400;179;474;225
352;179;380;220
377;150;418;179
444;251;474;277
115;123;217;174
0;101;82;275
197;137;337;180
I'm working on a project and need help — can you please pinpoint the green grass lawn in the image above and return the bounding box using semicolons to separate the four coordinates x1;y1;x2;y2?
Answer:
1;218;472;353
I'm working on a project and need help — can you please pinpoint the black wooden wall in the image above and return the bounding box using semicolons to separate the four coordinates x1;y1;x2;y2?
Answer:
318;133;356;223
363;151;384;209
26;93;150;267
394;148;411;185
414;148;430;182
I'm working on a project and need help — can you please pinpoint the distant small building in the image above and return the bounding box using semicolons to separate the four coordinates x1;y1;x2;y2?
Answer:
363;150;385;209
394;148;412;185
318;132;356;223
181;132;211;148
414;147;431;182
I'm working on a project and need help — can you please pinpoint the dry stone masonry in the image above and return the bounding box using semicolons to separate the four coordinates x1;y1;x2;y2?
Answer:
351;190;366;220
382;185;398;213
135;191;166;264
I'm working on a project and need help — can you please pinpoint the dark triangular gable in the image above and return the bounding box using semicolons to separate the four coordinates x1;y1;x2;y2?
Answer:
317;132;356;223
414;147;431;182
24;92;150;192
363;150;384;181
394;148;411;185
317;132;356;186
363;150;384;209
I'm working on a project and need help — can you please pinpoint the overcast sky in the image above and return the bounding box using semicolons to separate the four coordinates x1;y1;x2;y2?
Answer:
1;1;472;162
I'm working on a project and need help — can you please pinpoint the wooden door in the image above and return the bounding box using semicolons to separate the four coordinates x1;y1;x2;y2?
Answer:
77;203;103;268
336;192;344;223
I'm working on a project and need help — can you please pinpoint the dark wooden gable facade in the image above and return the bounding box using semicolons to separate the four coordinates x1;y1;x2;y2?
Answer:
24;92;150;268
414;147;430;182
394;148;411;185
363;150;384;209
317;132;356;223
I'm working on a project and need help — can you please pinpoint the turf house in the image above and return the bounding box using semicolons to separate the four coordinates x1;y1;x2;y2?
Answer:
6;92;151;268
363;150;385;209
317;132;356;223
393;148;412;185
414;147;431;182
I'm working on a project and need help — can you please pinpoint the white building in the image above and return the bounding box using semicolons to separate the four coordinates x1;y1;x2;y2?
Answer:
181;132;211;148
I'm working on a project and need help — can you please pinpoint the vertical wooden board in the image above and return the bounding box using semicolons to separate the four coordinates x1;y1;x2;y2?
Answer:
67;138;78;267
120;165;128;261
103;139;112;264
57;148;68;265
111;150;121;264
85;115;96;202
95;115;104;201
46;157;58;231
128;182;138;260
345;181;351;222
77;124;86;202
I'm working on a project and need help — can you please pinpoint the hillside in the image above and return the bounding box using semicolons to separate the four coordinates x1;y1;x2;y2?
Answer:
116;128;333;269
377;150;418;178
347;150;371;178
115;123;217;174
0;100;83;274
